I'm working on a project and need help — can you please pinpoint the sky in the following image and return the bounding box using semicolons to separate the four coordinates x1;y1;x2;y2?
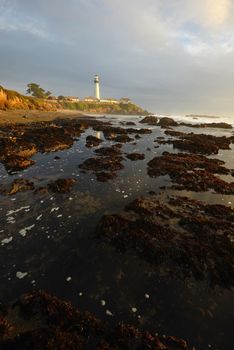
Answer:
1;0;234;116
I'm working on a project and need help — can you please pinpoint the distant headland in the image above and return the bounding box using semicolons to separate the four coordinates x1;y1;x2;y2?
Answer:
0;77;149;116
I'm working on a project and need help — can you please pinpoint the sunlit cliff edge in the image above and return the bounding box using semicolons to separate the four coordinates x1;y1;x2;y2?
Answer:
0;86;148;115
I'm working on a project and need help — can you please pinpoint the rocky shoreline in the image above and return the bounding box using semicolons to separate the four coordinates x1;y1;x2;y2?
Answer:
0;115;233;349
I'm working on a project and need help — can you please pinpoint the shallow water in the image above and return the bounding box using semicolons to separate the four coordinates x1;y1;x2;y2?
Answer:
0;115;233;350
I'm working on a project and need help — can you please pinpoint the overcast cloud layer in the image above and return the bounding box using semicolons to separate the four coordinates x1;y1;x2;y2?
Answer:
1;0;234;116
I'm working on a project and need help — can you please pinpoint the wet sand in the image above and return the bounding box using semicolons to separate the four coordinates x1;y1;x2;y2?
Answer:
0;109;85;124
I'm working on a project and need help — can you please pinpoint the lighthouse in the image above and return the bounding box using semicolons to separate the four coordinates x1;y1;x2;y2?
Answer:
94;74;100;100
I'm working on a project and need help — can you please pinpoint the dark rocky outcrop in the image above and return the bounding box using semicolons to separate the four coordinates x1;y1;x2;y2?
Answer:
114;134;133;143
147;152;234;194
125;121;136;126
95;146;122;157
93;125;151;142
158;117;178;128
139;116;158;125
47;178;77;193
96;195;234;287
164;130;233;155
79;147;124;182
86;135;103;148
79;156;124;173
0;119;110;174
181;122;233;129
0;179;34;195
126;153;145;161
0;290;196;350
96;171;118;182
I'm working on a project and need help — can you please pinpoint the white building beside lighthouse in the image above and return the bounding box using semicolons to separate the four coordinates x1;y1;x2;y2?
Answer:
94;74;100;100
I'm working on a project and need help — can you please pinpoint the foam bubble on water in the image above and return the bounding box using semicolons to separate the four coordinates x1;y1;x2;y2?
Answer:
50;207;59;213
106;310;113;316
16;271;28;279
7;206;30;216
19;224;35;237
1;237;13;246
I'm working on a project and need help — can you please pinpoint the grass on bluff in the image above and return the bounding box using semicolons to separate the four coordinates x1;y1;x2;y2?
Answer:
0;85;148;115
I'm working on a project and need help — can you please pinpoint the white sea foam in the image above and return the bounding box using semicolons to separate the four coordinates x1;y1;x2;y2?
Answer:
157;113;234;127
19;224;35;237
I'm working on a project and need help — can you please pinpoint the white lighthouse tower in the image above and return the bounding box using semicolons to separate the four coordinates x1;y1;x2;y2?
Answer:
94;74;100;100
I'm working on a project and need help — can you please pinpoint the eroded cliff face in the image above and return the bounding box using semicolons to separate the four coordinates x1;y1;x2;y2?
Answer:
0;87;58;111
0;86;148;115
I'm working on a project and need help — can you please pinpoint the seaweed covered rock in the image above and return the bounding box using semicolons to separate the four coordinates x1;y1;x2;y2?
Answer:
34;178;77;194
181;122;233;129
126;153;145;161
86;135;103;148
79;156;124;173
47;178;77;193
2;156;35;173
0;118;112;174
0;291;196;350
0;121;85;173
96;195;234;287
147;152;234;194
164;130;233;155
95;146;122;157
0;179;34;195
79;152;124;182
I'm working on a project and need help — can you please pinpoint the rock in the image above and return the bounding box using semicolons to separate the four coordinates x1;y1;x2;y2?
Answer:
79;156;124;173
126;128;152;134
139;116;158;125
147;152;234;194
1;179;35;195
34;187;49;195
180;122;233;129
114;135;133;143
96;172;117;182
0;118;110;173
0;290;195;350
114;135;134;143
86;135;103;148
158;117;178;128
2;156;35;173
79;147;125;182
95;146;122;157
47;178;77;193
126;153;145;161
164;130;233;155
96;194;234;287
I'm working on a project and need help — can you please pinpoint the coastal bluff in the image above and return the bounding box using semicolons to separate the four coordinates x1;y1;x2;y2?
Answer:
0;86;148;115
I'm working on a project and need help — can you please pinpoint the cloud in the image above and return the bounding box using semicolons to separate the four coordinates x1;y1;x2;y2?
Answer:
0;0;52;39
1;0;234;116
